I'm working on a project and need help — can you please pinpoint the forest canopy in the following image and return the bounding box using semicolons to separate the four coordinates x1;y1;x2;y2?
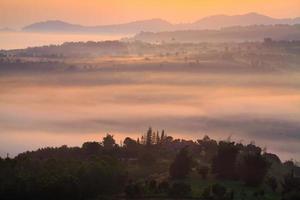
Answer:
0;129;299;200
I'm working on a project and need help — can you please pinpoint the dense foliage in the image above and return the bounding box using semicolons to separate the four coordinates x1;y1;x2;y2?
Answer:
0;129;299;199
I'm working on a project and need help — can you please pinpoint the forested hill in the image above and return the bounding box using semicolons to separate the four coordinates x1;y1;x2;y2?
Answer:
0;130;299;199
132;24;300;43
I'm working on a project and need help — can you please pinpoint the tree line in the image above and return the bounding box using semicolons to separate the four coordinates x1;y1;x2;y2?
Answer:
0;128;299;199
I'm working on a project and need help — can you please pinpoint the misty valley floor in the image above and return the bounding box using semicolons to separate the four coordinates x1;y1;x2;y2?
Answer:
1;53;300;161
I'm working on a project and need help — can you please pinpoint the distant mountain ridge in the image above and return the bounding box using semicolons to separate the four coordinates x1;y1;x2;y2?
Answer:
190;12;300;29
131;24;300;43
23;13;300;34
23;19;173;34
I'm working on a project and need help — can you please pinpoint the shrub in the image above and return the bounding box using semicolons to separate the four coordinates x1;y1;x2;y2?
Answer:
168;182;191;197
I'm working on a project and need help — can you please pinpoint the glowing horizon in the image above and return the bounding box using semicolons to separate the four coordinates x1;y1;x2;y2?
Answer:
1;0;300;29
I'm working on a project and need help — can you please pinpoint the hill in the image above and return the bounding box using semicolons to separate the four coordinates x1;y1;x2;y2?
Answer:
132;24;300;43
22;13;300;34
189;12;300;30
23;19;173;34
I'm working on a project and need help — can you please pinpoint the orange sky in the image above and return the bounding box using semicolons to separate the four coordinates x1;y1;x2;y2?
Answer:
0;0;300;28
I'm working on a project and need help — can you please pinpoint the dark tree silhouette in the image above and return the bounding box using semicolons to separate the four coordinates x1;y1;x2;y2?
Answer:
82;141;101;155
239;152;270;186
197;135;218;161
146;127;153;146
123;137;138;149
197;165;209;179
156;131;160;144
0;132;290;199
102;134;116;149
212;141;239;179
161;130;165;143
169;147;192;179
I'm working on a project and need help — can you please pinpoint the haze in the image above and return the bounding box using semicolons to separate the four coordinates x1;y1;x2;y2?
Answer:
1;0;300;163
1;0;300;29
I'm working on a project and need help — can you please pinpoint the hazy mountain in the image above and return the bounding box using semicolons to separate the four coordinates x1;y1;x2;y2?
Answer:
22;13;300;34
132;24;300;43
23;20;85;32
23;19;173;34
188;12;300;29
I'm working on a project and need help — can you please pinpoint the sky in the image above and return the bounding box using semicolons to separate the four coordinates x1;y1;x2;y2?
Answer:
0;0;300;29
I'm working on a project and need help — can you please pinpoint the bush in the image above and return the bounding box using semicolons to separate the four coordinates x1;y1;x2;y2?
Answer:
168;182;191;197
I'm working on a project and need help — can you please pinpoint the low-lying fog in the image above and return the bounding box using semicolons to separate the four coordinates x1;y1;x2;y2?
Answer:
0;32;129;50
1;63;300;161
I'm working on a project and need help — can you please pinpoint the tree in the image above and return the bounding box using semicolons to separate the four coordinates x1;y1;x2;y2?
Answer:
146;127;153;146
197;165;209;179
123;137;138;149
169;147;192;179
102;134;115;149
239;152;270;186
212;141;239;179
123;137;139;157
82;142;101;155
197;135;218;161
161;130;165;143
156;131;160;144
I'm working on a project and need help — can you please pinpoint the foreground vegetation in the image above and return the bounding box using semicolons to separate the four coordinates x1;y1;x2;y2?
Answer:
0;128;299;199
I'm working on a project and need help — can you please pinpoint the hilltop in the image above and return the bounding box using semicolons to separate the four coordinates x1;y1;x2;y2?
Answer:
22;13;300;34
